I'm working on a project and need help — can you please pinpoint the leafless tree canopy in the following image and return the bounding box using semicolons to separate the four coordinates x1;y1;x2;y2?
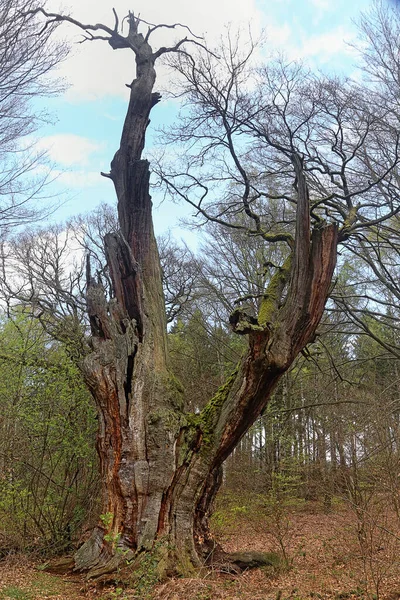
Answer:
0;0;66;231
160;38;399;244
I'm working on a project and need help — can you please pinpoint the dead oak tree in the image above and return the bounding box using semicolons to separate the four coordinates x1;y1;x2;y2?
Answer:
23;8;399;580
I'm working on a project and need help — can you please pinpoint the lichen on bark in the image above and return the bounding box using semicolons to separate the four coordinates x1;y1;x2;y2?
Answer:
258;255;292;326
184;364;241;448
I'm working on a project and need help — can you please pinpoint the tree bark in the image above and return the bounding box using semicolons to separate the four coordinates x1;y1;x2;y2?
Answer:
70;14;339;580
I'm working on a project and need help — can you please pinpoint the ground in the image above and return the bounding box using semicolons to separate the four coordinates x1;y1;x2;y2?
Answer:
1;495;400;600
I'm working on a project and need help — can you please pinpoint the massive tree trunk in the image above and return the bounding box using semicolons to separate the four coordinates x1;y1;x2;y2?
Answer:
69;14;338;580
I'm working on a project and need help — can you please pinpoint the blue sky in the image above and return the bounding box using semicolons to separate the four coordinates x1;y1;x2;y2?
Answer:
38;0;375;240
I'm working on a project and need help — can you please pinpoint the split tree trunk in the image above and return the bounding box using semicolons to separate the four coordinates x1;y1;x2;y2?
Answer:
74;14;338;580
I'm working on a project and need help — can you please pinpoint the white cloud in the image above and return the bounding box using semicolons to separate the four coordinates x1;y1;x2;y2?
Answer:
46;0;263;101
289;26;357;63
259;19;355;68
37;134;105;166
301;27;355;60
56;169;104;188
309;0;331;11
266;22;292;47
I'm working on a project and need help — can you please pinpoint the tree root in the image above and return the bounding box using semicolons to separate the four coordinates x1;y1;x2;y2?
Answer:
39;556;75;575
71;527;134;581
210;550;284;574
40;538;282;583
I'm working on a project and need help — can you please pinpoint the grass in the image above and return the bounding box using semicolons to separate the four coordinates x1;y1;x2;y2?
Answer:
0;587;32;600
0;566;85;600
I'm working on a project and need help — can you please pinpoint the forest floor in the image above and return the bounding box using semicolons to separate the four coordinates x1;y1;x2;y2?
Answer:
1;494;400;600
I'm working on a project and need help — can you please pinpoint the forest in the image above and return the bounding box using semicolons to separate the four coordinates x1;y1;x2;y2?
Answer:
1;1;400;599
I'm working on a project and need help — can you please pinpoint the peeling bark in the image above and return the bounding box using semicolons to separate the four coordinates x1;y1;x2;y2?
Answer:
63;13;340;581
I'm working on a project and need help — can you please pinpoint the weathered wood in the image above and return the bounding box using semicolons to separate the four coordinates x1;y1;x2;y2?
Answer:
40;556;75;575
66;12;340;580
229;550;282;570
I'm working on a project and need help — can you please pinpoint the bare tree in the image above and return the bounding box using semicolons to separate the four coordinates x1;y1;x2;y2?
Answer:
326;1;400;357
12;6;400;581
0;0;66;231
1;203;199;341
158;234;200;323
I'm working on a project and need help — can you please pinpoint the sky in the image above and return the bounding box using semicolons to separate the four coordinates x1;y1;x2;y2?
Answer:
38;0;376;240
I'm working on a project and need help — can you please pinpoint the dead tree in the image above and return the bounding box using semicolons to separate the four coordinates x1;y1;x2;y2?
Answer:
23;8;398;580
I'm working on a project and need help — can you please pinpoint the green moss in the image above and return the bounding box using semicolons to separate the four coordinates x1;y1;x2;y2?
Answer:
175;544;199;577
340;205;359;239
201;367;239;428
343;205;358;229
258;256;291;326
147;406;184;430
183;365;240;449
232;316;264;334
